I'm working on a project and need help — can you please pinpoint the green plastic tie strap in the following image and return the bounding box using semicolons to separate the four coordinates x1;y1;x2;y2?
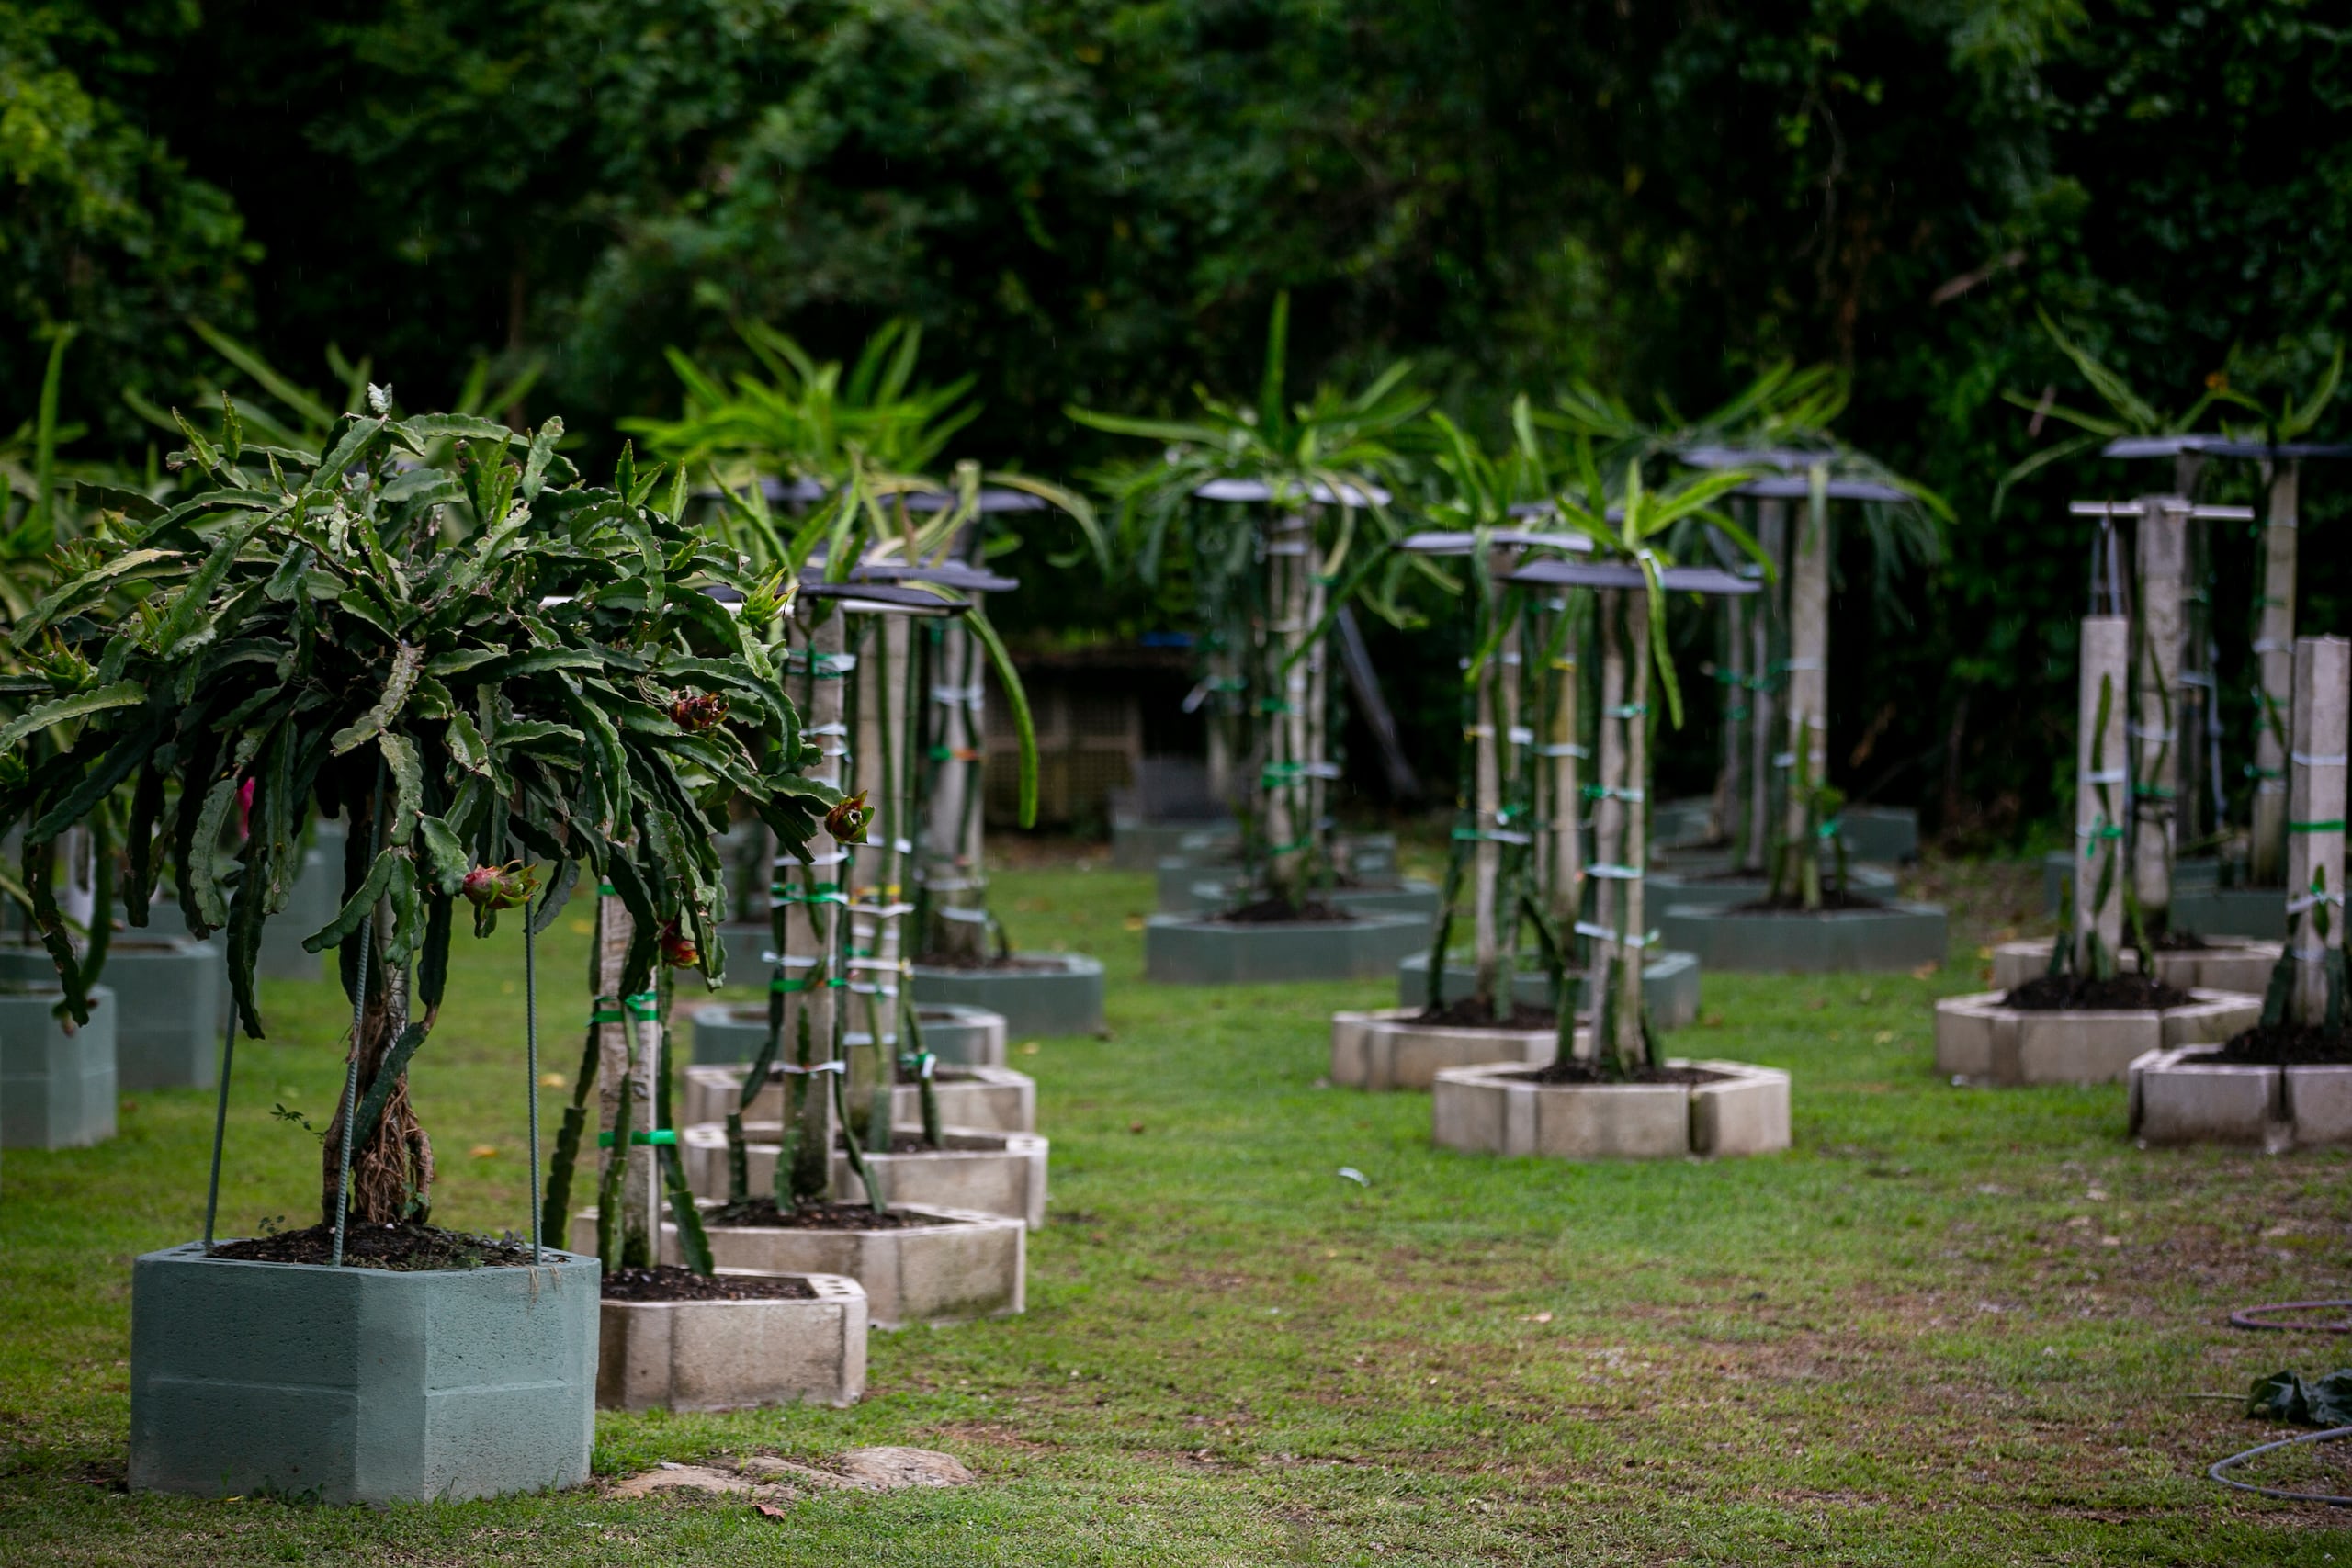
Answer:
596;1129;678;1147
2290;820;2347;834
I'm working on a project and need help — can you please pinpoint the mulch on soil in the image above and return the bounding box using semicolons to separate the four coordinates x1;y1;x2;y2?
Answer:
2207;1024;2352;1066
601;1265;816;1303
705;1199;940;1231
2000;973;2195;1012
210;1221;540;1271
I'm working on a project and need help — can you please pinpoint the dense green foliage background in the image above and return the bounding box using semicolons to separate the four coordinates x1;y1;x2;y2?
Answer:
6;0;2347;840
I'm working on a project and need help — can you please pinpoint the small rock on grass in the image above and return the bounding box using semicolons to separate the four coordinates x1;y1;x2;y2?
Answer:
617;1447;973;1502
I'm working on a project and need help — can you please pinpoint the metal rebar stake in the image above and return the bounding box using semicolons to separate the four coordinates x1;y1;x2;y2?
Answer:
201;966;238;1254
526;889;542;1264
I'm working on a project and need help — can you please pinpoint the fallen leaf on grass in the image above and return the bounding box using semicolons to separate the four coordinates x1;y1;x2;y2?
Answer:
1912;961;1941;978
1123;915;1146;931
754;1504;788;1519
1520;1311;1554;1324
469;1145;499;1159
540;1072;566;1089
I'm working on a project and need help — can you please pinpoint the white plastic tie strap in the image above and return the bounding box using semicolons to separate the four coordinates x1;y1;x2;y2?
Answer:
807;723;850;738
2082;769;2128;784
1508;726;1535;746
2293;751;2349;767
2126;723;2175;741
2286;891;2346;915
2252;638;2290;653
1781;659;1824;671
1575;920;1662;948
1536;742;1589;759
761;951;820;969
931;684;985;707
1584;863;1641;880
938;906;991;924
1772;751;1797;769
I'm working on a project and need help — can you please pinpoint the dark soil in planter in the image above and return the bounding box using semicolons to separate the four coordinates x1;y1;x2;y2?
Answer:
2207;1025;2352;1066
2151;930;2211;952
1214;897;1353;924
706;1199;939;1231
913;951;1077;972
1724;889;1887;915
210;1221;539;1271
1524;1062;1726;1088
601;1265;816;1303
1688;867;1768;884
1999;974;2195;1012
839;1133;982;1155
1415;996;1556;1030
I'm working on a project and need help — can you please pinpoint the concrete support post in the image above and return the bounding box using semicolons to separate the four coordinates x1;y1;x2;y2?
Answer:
2286;637;2348;1028
2251;461;2301;886
2075;617;2131;973
2133;498;2186;933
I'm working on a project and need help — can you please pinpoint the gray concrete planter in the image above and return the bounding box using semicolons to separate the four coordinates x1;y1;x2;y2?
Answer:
1645;863;1897;910
0;940;218;1090
1430;1058;1791;1159
1330;1008;1588;1090
1658;900;1948;974
598;1271;866;1412
2169;887;2288;942
1933;988;2258;1086
579;1202;1023;1329
1158;861;1441;924
256;820;346;980
1838;805;1918;864
682;1062;1035;1135
129;1239;598;1502
688;1000;1008;1068
910;953;1104;1040
681;1123;1048;1231
1396;950;1702;1031
1647;796;1717;849
1111;816;1237;870
2131;1047;2352;1149
2044;849;2225;910
1988;937;2282;996
1;985;115;1149
1145;910;1429;985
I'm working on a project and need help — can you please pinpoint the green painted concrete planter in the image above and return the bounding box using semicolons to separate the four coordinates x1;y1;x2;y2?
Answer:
1645;864;1897;911
1110;816;1237;871
129;1240;598;1502
1159;863;1442;923
688;1001;1008;1068
2169;888;2288;941
910;954;1104;1040
1144;910;1429;985
1;985;115;1148
1657;901;1949;974
1837;805;1918;864
0;940;218;1090
1396;949;1702;1031
1648;797;1717;848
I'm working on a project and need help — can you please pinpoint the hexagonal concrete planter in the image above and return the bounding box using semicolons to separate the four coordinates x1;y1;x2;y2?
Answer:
682;1062;1035;1134
2043;849;2223;911
2129;1048;2352;1149
681;1123;1048;1231
1987;937;2283;996
1932;988;2259;1086
576;1204;1023;1329
1156;859;1442;924
1330;1008;1591;1090
1837;805;1919;864
688;1000;1007;1068
1645;863;1898;910
1;985;115;1149
910;953;1103;1040
0;939;218;1090
130;1240;598;1502
1396;950;1702;1032
1647;796;1716;849
1430;1059;1791;1159
1658;900;1948;974
2169;888;2288;942
1145;910;1429;985
1111;816;1237;870
598;1271;866;1412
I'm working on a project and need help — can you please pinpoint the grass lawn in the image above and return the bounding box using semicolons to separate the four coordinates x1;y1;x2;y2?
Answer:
3;845;2350;1563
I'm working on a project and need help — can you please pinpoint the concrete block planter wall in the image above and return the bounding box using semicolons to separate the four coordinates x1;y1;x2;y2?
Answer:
683;1062;1035;1135
1111;816;1237;870
1330;1008;1590;1090
688;1001;1008;1068
1647;796;1716;848
2129;1048;2352;1148
1396;950;1702;1031
576;1204;1023;1328
910;953;1103;1039
2169;888;2288;941
1145;910;1429;984
0;940;218;1090
1933;988;2258;1086
1;986;115;1148
1658;900;1947;974
1430;1059;1791;1160
1987;937;2282;996
1645;864;1897;911
681;1123;1049;1230
598;1272;866;1412
1838;805;1919;864
130;1240;598;1502
1158;861;1442;923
